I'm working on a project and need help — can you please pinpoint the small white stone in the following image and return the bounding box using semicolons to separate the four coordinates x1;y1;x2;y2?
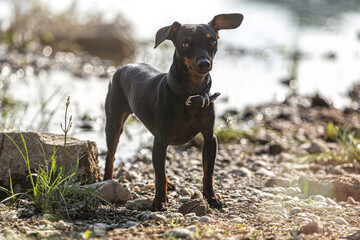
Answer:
249;205;257;212
199;216;213;223
55;220;69;231
334;217;348;226
126;221;137;227
272;187;285;194
230;217;245;223
165;228;192;238
273;195;284;202
290;207;302;215
355;206;360;214
326;198;338;205
313;195;326;202
284;187;300;196
93;223;107;236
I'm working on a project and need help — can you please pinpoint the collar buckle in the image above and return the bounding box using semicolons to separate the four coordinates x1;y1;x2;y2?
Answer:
185;95;200;106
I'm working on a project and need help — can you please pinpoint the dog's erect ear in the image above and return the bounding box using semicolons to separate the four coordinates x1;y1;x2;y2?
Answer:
209;13;244;32
154;21;181;48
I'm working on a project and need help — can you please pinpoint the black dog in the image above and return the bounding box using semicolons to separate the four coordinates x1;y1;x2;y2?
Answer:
104;13;243;211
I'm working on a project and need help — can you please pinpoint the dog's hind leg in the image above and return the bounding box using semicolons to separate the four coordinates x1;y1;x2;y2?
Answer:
104;83;131;180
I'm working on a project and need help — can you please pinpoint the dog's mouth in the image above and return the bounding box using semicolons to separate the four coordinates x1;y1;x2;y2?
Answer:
194;68;211;76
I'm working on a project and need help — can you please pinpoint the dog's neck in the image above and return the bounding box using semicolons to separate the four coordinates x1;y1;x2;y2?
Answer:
171;52;210;95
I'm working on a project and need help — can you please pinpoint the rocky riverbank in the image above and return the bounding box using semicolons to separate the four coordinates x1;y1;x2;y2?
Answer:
1;91;360;239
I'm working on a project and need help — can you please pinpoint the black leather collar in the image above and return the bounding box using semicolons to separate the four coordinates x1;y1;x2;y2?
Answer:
166;69;220;108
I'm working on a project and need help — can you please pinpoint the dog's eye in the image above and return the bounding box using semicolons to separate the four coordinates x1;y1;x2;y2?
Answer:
181;42;190;49
210;40;217;46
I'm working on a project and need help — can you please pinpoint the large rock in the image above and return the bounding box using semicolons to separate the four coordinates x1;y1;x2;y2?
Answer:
0;132;100;193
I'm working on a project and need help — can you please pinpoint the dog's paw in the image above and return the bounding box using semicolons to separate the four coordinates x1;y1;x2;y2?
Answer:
151;199;167;211
206;197;223;209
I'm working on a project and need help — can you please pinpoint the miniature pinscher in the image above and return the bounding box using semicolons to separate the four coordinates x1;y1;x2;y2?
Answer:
104;13;244;211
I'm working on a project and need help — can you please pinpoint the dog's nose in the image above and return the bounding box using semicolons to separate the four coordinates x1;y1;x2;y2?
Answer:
197;58;211;70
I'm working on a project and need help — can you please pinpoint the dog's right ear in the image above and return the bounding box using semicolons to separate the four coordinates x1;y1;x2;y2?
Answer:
154;21;181;48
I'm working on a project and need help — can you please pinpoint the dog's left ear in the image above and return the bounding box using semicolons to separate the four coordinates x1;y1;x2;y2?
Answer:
209;13;244;32
154;21;181;48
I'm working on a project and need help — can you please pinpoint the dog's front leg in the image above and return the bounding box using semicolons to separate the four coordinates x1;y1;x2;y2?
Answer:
151;137;168;211
202;133;223;209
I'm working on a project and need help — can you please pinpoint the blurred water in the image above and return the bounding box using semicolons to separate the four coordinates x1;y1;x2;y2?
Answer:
1;0;360;164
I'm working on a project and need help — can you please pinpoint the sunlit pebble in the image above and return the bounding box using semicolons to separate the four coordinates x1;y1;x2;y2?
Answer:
264;107;273;116
289;79;298;89
255;114;264;121
96;117;104;125
16;69;25;78
107;66;117;75
55;52;65;62
9;74;17;83
66;52;76;63
83;63;94;74
240;138;247;144
42;46;53;57
276;93;286;102
262;49;273;60
96;66;105;75
1;65;11;76
351;101;359;110
91;56;102;66
247;120;255;127
25;66;34;76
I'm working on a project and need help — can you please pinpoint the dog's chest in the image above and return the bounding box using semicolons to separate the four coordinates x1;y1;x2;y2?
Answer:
167;107;213;145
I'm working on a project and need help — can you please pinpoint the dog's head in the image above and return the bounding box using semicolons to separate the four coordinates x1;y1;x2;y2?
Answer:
154;14;243;77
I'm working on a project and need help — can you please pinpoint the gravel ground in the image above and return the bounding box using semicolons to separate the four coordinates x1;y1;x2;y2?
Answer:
1;93;360;240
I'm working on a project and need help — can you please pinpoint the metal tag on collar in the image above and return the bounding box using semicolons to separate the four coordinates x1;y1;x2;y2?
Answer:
185;94;200;106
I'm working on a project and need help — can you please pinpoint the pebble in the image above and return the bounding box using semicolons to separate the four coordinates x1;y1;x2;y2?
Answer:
179;197;191;203
290;207;302;215
249;205;257;212
2;210;17;221
184;213;196;218
347;196;356;205
126;221;137;227
93;223;107;236
272;187;285;194
334;217;349;226
313;195;326;202
191;190;203;199
125;198;152;211
273;195;284;202
55;220;69;231
326;198;338;205
265;177;291;188
355;206;360;214
298;221;324;235
164;228;192;239
284;187;301;196
179;187;192;196
199;216;213;223
230;217;245;223
229;167;252;178
167;213;185;223
255;168;275;177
